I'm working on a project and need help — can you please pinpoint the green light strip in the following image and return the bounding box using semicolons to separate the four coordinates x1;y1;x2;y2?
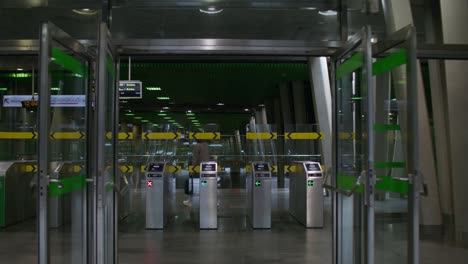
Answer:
372;49;407;76
336;52;363;80
374;162;406;168
51;48;87;76
337;173;408;194
373;124;401;131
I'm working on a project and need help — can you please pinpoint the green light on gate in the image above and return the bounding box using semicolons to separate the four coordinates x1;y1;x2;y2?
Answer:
351;97;363;100
308;180;314;186
255;180;261;187
6;73;32;78
201;180;207;186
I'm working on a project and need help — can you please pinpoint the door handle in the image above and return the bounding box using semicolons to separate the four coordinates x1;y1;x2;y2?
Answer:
49;178;64;189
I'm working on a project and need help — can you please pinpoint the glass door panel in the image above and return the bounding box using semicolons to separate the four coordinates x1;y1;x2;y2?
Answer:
332;26;374;264
38;22;90;264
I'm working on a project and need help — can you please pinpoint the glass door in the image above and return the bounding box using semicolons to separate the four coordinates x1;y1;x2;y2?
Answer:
38;22;91;264
371;26;418;264
91;22;119;264
331;26;374;264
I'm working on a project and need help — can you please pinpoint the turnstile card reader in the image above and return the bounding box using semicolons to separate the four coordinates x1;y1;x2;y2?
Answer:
247;162;272;229
199;162;218;229
289;161;323;228
146;162;171;229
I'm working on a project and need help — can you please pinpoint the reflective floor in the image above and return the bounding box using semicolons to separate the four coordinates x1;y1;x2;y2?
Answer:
118;189;333;264
1;187;468;263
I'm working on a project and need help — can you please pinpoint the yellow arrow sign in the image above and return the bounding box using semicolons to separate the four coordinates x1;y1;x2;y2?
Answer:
23;164;38;172
270;165;278;173
166;165;182;173
50;132;85;140
140;165;146;172
285;132;324;140
71;165;84;173
0;132;38;139
120;165;134;173
142;132;181;140
189;132;221;140
106;132;134;140
246;132;277;140
284;165;297;173
339;132;356;140
189;165;200;173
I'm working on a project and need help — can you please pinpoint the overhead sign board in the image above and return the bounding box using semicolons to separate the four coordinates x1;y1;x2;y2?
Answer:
119;80;142;99
3;95;86;107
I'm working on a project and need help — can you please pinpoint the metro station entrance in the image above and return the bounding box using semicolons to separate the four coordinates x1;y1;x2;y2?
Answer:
2;11;466;264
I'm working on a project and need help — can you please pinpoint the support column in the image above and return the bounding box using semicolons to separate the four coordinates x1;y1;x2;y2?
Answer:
308;57;332;178
291;81;307;124
274;98;285;188
440;0;468;246
381;0;442;227
279;82;294;128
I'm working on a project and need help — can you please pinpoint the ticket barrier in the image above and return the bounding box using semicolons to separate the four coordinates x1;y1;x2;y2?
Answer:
0;161;36;227
145;162;171;229
289;161;324;228
198;162;218;229
246;162;272;229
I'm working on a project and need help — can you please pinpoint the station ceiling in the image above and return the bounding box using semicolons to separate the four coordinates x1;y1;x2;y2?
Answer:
118;62;310;132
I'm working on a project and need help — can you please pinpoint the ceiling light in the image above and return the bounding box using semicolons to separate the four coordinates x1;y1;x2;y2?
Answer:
216;102;224;106
125;113;135;116
157;96;170;100
162;106;170;110
163;116;171;119
319;10;337;16
51;87;61;91
187;110;192;113
146;87;162;91
0;88;7;91
186;112;195;116
158;113;167;116
72;8;98;15
244;108;250;112
187;116;196;119
199;6;223;14
141;120;149;123
301;7;317;10
258;104;265;107
17;68;23;71
134;117;142;119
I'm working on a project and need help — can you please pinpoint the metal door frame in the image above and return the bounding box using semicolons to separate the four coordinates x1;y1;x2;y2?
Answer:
38;21;91;264
92;22;119;264
330;26;374;264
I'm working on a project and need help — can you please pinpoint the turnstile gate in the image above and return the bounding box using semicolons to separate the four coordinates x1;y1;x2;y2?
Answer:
199;162;218;229
145;162;171;229
289;161;324;228
247;162;272;229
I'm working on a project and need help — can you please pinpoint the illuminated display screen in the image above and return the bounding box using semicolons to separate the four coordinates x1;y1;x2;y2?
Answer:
148;163;164;172
201;163;216;172
119;80;142;99
305;163;321;172
254;163;270;172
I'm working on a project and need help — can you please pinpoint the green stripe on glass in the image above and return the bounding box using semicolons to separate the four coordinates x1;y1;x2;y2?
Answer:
337;174;363;193
51;48;87;76
0;178;5;227
372;49;407;76
374;162;406;168
373;124;401;131
49;175;86;197
106;55;115;76
376;176;409;194
336;52;364;80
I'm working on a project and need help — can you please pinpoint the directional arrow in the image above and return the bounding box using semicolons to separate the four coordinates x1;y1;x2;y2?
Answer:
24;165;38;172
50;132;85;140
118;132;133;140
255;180;261;187
285;132;324;140
142;132;181;140
120;165;134;173
189;132;221;140
201;180;207;187
0;132;38;139
308;180;314;186
167;165;181;173
246;132;277;140
189;165;200;173
270;165;278;173
141;165;147;172
284;165;297;173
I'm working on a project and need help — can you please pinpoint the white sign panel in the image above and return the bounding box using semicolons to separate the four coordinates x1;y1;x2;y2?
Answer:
2;95;86;107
